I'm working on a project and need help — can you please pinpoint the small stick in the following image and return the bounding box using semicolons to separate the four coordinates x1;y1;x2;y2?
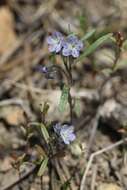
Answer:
80;138;127;190
86;106;102;157
91;164;97;190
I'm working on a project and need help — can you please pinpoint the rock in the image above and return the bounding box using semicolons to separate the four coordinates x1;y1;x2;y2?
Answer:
100;99;127;130
0;6;17;54
0;157;13;172
0;106;25;126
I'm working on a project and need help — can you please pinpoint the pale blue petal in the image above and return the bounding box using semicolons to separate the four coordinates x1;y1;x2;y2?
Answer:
53;31;63;38
62;48;71;56
55;43;62;53
54;123;76;144
53;123;61;134
46;36;55;45
72;49;79;58
69;133;76;141
67;35;78;43
63;125;74;133
77;41;83;50
63;138;70;144
49;45;56;52
62;41;69;49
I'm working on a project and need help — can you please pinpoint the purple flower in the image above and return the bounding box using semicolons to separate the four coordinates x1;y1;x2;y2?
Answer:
62;35;83;58
37;65;55;79
37;66;48;74
47;31;64;53
53;123;76;145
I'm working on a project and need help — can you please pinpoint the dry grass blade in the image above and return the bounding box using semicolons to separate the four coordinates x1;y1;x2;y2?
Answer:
80;138;127;190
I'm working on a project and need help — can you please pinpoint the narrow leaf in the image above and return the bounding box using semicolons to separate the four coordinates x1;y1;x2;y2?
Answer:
77;33;113;61
59;85;69;112
74;99;81;117
40;123;50;144
38;157;48;177
81;29;96;42
40;102;50;115
35;145;46;158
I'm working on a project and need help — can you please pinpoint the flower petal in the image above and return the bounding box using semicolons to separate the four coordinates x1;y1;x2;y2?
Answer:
46;36;55;45
77;40;83;50
72;49;79;58
62;137;70;144
67;35;78;44
53;31;63;38
53;123;61;134
55;43;62;53
63;125;74;133
49;45;56;52
69;133;76;141
62;41;69;49
62;47;71;56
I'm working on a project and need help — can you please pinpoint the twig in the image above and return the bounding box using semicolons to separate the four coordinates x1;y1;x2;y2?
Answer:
86;106;102;157
0;98;24;106
80;138;127;190
91;164;97;190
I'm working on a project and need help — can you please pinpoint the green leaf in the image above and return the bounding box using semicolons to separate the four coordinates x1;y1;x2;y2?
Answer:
38;157;48;177
74;99;81;117
77;33;113;61
35;145;46;158
59;85;69;112
81;29;96;42
40;123;50;144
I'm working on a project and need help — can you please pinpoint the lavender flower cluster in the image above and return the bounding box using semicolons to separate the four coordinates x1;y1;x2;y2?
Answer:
47;31;83;58
53;123;76;145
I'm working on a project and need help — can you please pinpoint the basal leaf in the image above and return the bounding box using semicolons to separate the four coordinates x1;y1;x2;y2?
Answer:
40;123;50;144
81;29;96;42
35;145;46;158
59;85;69;113
38;157;48;177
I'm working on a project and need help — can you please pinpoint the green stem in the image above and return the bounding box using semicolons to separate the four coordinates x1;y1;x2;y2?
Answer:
68;89;73;123
62;56;74;123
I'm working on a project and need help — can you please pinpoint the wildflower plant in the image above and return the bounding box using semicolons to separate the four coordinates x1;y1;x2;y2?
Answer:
20;28;126;185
